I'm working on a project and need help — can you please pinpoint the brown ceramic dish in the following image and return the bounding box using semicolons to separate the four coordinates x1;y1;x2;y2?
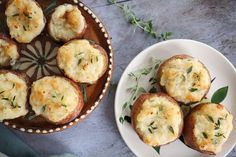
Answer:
0;0;113;133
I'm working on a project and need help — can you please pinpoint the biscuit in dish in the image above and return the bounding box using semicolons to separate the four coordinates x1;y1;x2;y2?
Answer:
5;0;46;43
29;76;84;125
57;39;108;84
0;70;28;121
48;4;87;42
0;35;19;67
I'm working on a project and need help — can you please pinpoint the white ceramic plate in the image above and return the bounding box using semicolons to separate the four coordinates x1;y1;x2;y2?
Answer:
115;39;236;157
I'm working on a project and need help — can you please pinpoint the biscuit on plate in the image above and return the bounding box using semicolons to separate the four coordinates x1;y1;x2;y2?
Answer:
157;55;211;104
131;93;183;147
183;103;233;155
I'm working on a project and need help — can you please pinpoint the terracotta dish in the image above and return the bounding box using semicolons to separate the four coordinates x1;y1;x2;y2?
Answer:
0;0;113;133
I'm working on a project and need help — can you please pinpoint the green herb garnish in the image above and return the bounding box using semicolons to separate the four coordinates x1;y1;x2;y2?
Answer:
153;146;160;155
44;0;57;15
148;128;153;134
80;84;88;103
159;32;173;41
211;77;216;83
12;83;15;89
78;58;83;65
214;118;221;130
215;133;226;138
52;93;57;98
23;25;27;31
149;86;157;93
181;74;186;82
211;86;228;103
202;132;208;139
75;52;83;57
41;105;46;113
61;95;64;101
211;139;218;145
61;103;67;108
124;116;131;123
119;116;125;124
159;106;164;111
189;88;198;92
187;66;193;74
1;96;18;108
109;81;118;91
12;13;19;17
225;114;228;119
151;126;158;130
149;121;154;126
168;126;174;134
121;58;162;113
23;12;32;19
207;115;214;123
27;114;37;120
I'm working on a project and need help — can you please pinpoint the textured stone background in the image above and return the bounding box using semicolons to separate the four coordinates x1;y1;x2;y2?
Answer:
12;0;236;156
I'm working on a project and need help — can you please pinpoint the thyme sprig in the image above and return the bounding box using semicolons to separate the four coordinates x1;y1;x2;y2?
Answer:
108;0;172;40
119;58;162;124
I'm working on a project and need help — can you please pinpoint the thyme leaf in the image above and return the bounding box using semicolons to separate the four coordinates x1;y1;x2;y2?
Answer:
189;88;198;92
202;132;208;139
168;126;174;134
148;128;153;134
215;133;226;138
187;66;193;74
41;105;46;113
207;115;214;123
80;84;88;103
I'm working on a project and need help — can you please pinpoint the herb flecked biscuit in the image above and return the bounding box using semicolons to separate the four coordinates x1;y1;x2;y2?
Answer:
157;55;211;104
5;0;45;43
183;103;233;155
0;70;28;121
29;76;84;125
48;4;87;42
131;93;183;147
0;35;19;67
57;39;108;84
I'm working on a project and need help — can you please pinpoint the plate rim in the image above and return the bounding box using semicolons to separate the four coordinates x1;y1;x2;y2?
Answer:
114;39;236;157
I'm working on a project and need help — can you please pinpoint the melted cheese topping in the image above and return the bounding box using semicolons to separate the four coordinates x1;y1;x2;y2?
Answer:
30;76;80;123
0;72;28;121
57;40;107;84
5;0;45;43
0;39;19;66
135;96;182;146
193;103;233;154
160;58;211;104
49;4;86;41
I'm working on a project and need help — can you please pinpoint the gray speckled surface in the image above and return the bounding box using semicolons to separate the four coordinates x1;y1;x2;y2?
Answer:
9;0;236;156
